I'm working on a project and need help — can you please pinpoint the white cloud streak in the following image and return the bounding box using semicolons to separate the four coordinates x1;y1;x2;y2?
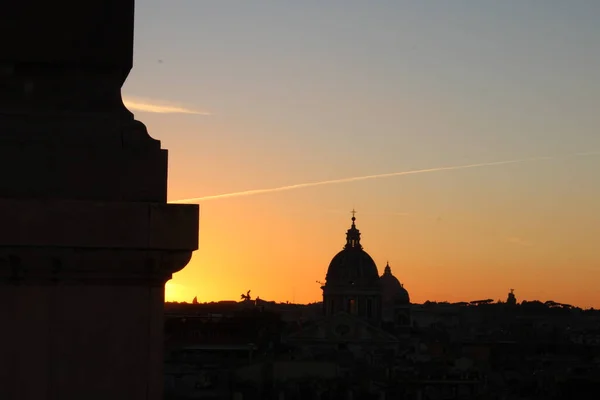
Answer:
169;151;600;204
123;96;211;115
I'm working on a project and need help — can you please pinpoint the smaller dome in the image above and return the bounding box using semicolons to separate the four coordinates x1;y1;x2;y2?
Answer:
380;262;410;304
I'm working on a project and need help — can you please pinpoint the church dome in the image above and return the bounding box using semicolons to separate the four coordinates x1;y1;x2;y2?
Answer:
380;262;410;304
325;214;380;286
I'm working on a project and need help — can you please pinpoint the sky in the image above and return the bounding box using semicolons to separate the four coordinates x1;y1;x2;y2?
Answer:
123;0;600;308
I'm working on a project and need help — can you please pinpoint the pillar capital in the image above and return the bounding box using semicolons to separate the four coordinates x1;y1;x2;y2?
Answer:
0;2;162;203
1;1;134;115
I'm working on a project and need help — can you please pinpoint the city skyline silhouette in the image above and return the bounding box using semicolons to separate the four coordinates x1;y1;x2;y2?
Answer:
166;210;598;310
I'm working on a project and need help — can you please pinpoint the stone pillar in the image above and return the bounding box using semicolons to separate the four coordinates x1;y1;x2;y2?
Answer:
0;2;199;400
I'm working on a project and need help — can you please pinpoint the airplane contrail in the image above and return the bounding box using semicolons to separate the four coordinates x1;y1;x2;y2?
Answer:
169;151;600;204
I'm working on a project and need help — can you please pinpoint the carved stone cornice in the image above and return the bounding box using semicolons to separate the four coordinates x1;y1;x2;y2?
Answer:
0;198;199;286
0;199;197;249
0;247;192;286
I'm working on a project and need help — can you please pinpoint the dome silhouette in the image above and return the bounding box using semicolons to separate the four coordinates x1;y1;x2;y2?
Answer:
325;214;380;287
380;262;410;304
326;248;380;286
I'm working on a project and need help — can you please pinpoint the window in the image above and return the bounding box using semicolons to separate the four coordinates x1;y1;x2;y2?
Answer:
348;298;356;314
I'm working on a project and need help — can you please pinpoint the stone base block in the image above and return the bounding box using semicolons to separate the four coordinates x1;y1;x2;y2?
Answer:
0;198;199;399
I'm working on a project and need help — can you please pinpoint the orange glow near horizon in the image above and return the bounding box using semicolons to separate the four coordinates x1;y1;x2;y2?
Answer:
162;175;600;309
149;114;600;311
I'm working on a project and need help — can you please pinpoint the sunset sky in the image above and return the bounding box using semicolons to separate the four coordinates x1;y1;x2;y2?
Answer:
123;1;600;308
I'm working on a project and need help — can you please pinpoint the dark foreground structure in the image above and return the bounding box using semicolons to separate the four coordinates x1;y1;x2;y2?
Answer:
0;1;198;399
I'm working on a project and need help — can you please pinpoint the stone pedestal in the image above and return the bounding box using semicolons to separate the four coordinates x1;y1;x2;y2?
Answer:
0;1;199;399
